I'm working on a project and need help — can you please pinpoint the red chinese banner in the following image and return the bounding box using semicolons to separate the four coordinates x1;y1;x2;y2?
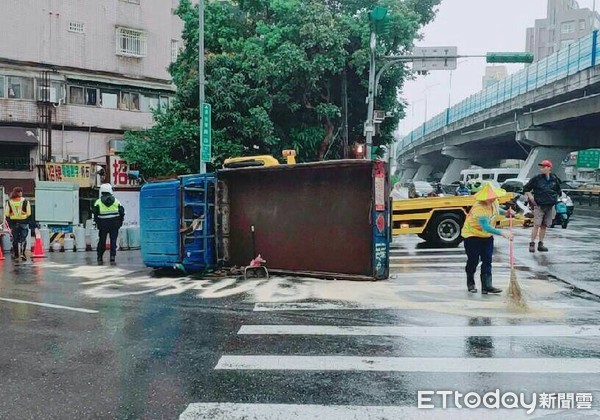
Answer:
108;156;139;189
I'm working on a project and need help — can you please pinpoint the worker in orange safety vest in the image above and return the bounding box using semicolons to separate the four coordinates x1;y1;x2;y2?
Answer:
5;186;31;261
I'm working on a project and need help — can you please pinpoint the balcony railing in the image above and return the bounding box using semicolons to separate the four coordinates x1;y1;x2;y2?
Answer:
0;157;32;171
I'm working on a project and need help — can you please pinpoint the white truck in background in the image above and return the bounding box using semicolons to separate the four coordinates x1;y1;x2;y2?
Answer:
459;168;520;184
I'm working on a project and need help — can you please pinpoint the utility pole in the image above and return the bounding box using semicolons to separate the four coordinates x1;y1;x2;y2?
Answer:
199;0;206;174
365;30;377;160
342;67;349;159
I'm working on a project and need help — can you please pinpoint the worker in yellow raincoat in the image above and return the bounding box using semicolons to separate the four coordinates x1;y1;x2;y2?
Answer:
461;182;514;294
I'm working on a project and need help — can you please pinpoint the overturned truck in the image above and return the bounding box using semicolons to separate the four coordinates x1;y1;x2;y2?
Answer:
140;160;390;280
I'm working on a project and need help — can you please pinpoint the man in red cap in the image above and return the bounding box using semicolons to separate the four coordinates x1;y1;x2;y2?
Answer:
523;159;562;252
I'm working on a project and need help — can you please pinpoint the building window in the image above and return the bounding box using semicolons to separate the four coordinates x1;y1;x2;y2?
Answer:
100;89;119;109
561;40;574;49
68;21;85;33
561;21;575;34
119;92;140;111
159;95;170;109
580;20;586;30
171;40;179;63
116;28;147;57
6;76;34;99
69;86;84;104
0;145;31;171
85;88;98;105
69;86;97;105
0;76;4;98
140;94;159;112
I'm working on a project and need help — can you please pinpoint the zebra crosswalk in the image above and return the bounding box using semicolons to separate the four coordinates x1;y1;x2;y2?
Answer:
180;244;600;419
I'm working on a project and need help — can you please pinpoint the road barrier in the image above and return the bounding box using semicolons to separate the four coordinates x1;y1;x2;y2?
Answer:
564;189;600;207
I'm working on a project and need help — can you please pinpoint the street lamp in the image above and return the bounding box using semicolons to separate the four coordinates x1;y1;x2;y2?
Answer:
420;83;440;126
407;83;439;132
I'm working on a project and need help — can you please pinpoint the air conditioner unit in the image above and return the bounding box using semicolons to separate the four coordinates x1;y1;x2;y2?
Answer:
38;86;58;103
50;155;58;163
67;155;80;163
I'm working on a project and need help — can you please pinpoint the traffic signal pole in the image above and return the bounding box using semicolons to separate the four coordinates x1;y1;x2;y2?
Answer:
365;31;377;160
199;0;206;174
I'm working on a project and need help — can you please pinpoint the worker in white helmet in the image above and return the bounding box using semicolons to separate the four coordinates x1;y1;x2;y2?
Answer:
92;183;125;265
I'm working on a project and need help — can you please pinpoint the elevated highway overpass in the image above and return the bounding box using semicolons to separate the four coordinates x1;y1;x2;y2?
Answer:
397;31;600;183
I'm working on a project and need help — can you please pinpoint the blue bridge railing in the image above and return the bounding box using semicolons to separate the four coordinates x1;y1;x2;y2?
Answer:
400;30;599;153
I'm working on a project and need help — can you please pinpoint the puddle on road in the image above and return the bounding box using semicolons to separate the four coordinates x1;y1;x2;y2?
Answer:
30;261;579;320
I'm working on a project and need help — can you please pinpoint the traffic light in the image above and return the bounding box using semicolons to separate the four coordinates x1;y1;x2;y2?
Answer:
370;6;389;34
486;52;534;64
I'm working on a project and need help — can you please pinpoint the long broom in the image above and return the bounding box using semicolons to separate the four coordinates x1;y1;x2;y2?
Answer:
507;210;525;306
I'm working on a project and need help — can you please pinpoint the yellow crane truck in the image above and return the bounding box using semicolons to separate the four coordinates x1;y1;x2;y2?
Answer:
391;194;529;247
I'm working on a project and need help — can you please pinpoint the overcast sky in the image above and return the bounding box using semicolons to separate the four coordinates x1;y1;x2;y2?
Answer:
397;0;598;136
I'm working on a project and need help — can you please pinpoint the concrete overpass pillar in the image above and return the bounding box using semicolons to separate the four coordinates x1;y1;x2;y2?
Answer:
440;159;471;184
516;130;578;179
413;164;434;181
439;146;477;184
397;159;419;182
399;166;418;182
518;146;571;180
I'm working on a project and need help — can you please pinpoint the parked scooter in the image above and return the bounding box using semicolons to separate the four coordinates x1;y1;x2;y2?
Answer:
551;192;574;229
512;193;534;218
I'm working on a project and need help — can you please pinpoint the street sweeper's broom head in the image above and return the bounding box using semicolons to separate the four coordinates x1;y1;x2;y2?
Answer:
508;267;525;306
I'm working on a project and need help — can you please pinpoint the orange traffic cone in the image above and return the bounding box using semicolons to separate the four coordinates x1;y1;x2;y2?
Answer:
0;244;4;261
32;229;46;259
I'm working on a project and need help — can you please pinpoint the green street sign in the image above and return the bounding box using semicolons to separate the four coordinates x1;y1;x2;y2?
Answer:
486;52;534;64
201;103;211;163
576;149;600;169
370;6;389;34
370;6;388;21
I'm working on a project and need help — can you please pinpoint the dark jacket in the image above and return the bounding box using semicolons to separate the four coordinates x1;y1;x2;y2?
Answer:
92;194;125;230
523;173;562;206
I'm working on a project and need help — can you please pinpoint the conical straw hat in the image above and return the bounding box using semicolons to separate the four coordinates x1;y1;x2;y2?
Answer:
474;182;507;201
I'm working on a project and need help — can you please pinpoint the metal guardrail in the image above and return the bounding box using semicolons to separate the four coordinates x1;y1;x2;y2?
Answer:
400;30;600;153
564;189;600;207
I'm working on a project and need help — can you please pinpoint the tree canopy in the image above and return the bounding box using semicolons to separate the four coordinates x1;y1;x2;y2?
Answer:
122;0;440;177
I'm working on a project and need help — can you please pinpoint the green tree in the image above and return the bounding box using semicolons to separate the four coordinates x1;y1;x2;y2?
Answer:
122;0;440;178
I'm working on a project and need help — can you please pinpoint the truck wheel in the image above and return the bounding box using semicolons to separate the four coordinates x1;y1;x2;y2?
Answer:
429;213;463;247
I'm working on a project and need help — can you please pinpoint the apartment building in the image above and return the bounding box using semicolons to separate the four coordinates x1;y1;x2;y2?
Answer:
482;66;508;89
0;0;184;195
526;0;600;62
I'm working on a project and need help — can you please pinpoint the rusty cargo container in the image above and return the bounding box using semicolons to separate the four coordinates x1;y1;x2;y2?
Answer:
215;160;389;280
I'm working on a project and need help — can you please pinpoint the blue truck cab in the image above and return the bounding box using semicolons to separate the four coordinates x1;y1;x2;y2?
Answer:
140;174;215;272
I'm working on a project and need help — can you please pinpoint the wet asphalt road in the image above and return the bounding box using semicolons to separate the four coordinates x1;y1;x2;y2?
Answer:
0;215;600;419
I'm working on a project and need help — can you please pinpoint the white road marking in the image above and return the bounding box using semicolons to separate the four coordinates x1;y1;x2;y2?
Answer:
390;254;466;260
215;355;600;373
0;297;98;314
390;247;464;253
179;402;558;420
391;262;510;268
253;302;392;311
252;298;580;312
238;324;600;337
390;271;511;277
